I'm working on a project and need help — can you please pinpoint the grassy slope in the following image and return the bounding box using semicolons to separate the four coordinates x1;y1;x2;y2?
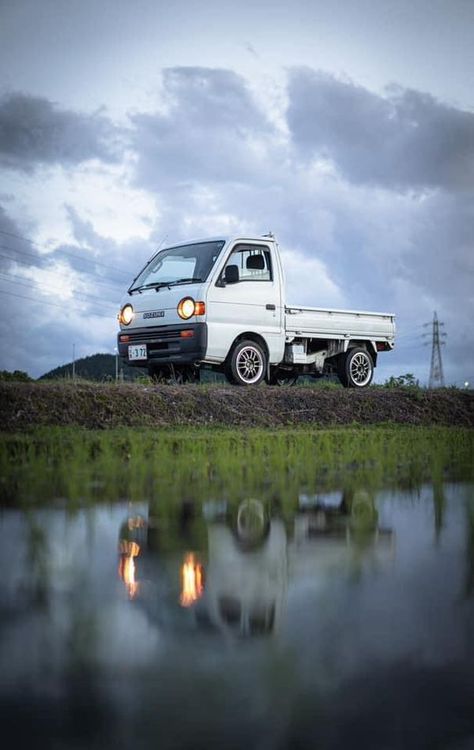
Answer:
0;381;473;430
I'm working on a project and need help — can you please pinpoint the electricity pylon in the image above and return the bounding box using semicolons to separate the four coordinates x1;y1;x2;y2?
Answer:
423;312;446;388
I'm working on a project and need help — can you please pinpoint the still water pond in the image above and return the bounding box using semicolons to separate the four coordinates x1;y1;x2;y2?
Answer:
1;428;473;749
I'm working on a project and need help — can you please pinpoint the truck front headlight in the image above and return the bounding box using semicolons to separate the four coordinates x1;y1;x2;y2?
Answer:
177;297;195;320
120;304;134;325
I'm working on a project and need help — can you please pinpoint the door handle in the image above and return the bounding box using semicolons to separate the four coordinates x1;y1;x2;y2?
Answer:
266;304;276;310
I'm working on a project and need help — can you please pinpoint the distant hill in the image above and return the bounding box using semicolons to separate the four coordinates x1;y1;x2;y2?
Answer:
39;353;146;382
38;352;225;382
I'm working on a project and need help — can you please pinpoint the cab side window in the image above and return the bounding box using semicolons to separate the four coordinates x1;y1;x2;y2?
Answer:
225;244;272;282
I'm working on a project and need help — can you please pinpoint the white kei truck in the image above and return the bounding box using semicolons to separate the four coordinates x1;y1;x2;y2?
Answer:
117;235;395;387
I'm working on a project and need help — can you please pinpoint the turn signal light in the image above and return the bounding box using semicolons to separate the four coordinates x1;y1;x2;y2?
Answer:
194;301;206;316
180;330;195;338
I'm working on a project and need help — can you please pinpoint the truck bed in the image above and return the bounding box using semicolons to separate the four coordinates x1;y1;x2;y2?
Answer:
285;305;395;342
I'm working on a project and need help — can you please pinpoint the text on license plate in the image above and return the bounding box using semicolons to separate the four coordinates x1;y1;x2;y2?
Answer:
128;344;147;361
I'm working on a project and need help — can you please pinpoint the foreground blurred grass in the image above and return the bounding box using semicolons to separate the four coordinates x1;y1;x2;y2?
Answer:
0;426;472;511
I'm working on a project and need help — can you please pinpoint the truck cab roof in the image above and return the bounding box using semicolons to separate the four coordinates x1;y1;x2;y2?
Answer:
162;234;276;248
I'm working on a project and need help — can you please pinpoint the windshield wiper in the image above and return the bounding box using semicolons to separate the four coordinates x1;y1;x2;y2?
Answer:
128;281;172;295
163;277;203;287
129;277;202;295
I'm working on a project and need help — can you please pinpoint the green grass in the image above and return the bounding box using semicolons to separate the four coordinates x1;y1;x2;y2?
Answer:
0;426;472;513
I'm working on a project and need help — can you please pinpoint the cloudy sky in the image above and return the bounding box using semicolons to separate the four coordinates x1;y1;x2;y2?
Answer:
0;0;473;384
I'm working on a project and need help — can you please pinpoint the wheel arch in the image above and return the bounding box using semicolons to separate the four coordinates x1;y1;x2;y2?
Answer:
337;344;375;388
347;339;377;367
226;331;270;363
225;332;271;384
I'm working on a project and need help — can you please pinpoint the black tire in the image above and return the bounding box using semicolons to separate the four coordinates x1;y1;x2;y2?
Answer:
231;499;270;549
338;347;374;388
229;339;267;386
267;367;298;387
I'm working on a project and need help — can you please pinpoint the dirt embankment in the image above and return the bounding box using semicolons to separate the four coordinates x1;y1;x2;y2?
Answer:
0;382;473;431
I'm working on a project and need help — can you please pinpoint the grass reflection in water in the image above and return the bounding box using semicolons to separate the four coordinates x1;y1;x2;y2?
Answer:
0;426;472;511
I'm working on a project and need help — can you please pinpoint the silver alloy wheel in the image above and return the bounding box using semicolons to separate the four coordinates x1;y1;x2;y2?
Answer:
235;345;265;384
349;350;372;386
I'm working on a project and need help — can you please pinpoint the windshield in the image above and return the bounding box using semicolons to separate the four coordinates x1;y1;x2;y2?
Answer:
129;240;225;293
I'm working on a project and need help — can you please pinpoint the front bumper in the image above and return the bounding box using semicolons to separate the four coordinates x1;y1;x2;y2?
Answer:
118;322;207;367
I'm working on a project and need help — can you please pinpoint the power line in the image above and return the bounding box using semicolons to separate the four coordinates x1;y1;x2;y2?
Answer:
0;228;135;278
0;243;51;265
0;246;128;293
0;287;118;319
0;287;67;310
393;331;424;341
0;270;120;308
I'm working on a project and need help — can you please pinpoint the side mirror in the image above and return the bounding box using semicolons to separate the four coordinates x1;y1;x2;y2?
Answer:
224;264;239;284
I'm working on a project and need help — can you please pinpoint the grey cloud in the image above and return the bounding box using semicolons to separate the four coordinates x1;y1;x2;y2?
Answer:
0;92;121;172
160;67;269;131
0;205;128;379
0;204;43;274
401;191;474;382
287;69;474;190
131;67;277;190
0;216;160;378
64;205;151;294
410;192;474;301
0;203;124;301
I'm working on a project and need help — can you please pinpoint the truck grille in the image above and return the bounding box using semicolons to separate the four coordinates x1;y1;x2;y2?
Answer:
119;329;178;344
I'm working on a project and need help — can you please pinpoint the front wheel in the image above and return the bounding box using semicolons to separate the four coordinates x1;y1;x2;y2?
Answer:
229;340;267;386
338;347;374;388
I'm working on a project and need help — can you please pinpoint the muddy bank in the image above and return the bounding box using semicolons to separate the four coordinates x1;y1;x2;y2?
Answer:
0;382;473;431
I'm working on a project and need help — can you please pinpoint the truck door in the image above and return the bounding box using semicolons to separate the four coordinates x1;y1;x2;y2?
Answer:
205;242;284;363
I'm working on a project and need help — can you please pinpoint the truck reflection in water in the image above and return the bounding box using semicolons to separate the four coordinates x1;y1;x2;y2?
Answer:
179;552;204;607
117;514;147;599
200;498;288;637
117;489;394;638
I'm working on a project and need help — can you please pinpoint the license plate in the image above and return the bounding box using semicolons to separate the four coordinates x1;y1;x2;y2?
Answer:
128;344;147;361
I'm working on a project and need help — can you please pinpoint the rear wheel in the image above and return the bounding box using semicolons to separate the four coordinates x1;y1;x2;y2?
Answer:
338;347;374;388
229;340;267;386
267;367;298;387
